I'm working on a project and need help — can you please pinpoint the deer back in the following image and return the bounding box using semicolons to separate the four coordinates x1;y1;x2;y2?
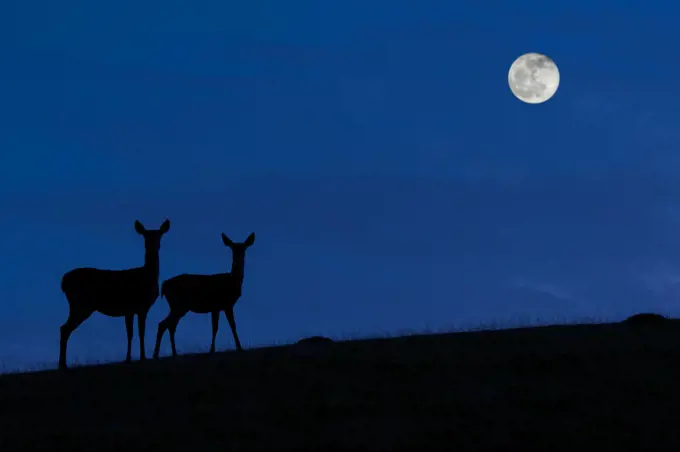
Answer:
162;272;242;309
62;266;159;309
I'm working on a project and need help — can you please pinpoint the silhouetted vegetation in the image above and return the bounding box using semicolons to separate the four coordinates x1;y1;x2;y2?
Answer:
3;319;680;450
296;335;335;345
622;312;670;328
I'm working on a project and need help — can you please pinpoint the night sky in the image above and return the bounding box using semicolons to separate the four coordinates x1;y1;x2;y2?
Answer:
2;1;680;369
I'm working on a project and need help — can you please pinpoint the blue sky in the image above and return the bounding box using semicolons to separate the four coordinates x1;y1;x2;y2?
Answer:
1;1;680;369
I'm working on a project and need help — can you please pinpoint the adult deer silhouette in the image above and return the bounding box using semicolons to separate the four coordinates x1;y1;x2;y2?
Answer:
59;220;171;370
153;232;255;358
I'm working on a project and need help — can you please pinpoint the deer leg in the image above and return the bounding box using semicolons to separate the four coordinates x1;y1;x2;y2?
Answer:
168;315;181;357
225;308;243;351
210;311;219;353
137;311;148;361
154;314;171;359
124;314;134;363
59;308;93;370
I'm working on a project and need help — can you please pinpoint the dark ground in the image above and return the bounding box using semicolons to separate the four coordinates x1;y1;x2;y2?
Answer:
1;319;680;451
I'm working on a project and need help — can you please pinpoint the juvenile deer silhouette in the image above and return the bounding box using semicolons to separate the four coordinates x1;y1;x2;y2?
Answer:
59;220;171;370
153;232;255;358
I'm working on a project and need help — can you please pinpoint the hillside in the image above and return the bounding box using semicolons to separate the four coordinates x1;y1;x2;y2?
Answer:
1;320;680;451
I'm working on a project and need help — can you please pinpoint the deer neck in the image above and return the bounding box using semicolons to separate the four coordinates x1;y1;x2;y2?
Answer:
230;259;245;285
144;250;161;282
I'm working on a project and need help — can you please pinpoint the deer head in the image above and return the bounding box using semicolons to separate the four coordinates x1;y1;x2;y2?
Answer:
135;219;171;253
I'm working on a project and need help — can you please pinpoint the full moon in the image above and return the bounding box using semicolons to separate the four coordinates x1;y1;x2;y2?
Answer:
508;53;560;104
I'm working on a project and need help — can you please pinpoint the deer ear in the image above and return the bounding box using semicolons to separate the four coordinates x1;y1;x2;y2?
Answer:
222;233;233;247
134;220;146;235
244;232;255;247
160;219;171;234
